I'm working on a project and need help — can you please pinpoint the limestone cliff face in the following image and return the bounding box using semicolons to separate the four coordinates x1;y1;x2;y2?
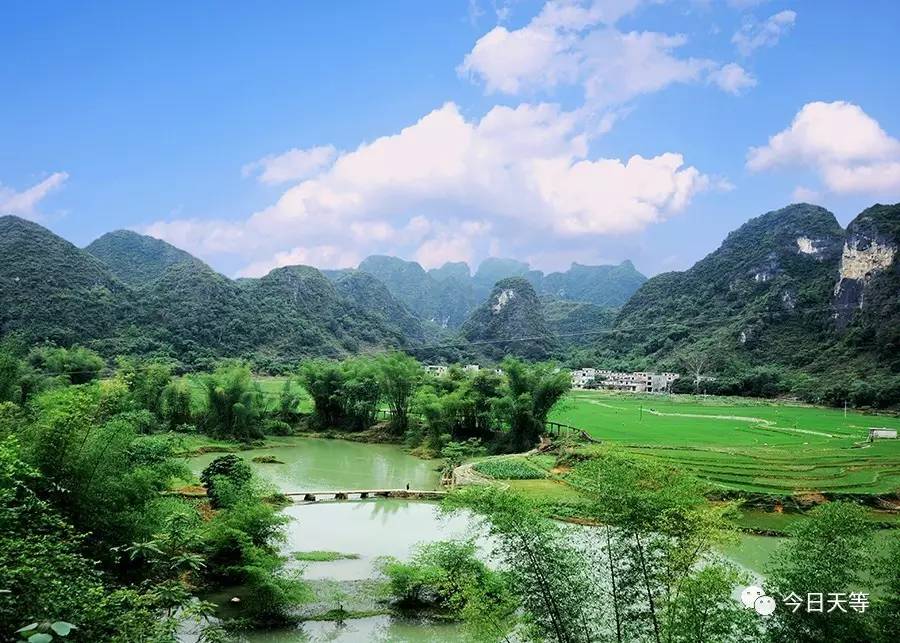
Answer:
833;204;899;328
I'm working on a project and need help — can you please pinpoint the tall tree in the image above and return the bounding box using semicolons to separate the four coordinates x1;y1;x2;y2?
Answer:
445;487;600;643
201;363;264;440
374;352;421;435
570;450;751;643
494;358;570;451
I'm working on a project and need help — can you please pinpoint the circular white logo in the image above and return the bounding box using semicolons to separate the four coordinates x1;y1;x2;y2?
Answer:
754;595;777;616
741;585;765;608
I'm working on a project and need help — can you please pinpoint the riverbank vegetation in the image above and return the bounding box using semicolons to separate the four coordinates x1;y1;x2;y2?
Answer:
421;452;900;642
0;345;305;641
298;353;571;456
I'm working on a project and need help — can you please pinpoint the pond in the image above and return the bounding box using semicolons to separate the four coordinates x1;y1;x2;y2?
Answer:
186;438;476;641
186;437;442;492
229;616;465;642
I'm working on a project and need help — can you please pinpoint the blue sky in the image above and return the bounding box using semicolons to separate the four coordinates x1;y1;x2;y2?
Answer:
2;0;899;278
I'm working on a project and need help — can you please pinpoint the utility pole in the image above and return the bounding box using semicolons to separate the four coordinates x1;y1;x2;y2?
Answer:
844;400;848;418
640;404;643;421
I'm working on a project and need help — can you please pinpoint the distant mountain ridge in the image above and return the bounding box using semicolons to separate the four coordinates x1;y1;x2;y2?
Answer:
0;216;130;345
2;202;897;381
352;254;646;328
0;217;412;367
461;277;557;360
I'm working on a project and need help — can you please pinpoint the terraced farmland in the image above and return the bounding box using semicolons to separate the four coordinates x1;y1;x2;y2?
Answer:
550;391;900;495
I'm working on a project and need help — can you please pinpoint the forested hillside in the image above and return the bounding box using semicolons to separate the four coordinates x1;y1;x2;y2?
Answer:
2;203;898;390
594;203;900;402
356;255;478;328
461;277;557;360
85;229;207;285
0;216;131;345
0;218;410;368
356;254;647;328
333;270;433;344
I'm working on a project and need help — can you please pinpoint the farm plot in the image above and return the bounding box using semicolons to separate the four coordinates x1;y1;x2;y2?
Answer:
550;391;900;495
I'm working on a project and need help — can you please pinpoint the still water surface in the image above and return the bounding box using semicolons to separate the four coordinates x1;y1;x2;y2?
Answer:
187;438;474;642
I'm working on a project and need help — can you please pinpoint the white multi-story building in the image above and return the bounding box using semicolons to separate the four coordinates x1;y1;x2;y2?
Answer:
570;368;597;388
424;364;448;377
571;368;680;393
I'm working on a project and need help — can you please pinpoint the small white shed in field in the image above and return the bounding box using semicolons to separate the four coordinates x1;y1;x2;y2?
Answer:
868;428;898;440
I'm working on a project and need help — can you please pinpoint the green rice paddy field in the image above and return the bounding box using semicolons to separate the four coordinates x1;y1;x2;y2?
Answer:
549;390;900;496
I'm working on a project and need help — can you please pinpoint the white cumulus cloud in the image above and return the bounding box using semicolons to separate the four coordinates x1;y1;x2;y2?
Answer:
145;102;708;276
242;145;338;185
460;0;752;106
748;101;900;195
732;10;796;57
708;63;757;95
0;172;69;219
238;244;363;278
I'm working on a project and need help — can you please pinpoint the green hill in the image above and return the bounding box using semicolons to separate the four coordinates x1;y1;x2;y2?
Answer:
604;204;845;367
0;219;411;367
461;277;557;360
598;203;900;388
0;215;130;345
357;255;477;328
358;254;647;328
333;270;430;344
239;265;406;363
543;299;617;348
830;203;900;372
542;260;647;308
85;229;208;286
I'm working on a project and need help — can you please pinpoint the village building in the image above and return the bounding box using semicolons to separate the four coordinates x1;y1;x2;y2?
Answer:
424;364;448;377
571;368;680;393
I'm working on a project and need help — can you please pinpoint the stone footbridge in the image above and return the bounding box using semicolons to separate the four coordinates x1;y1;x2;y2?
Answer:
282;489;448;503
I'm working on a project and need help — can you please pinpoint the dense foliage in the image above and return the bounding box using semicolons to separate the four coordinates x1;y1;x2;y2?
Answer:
85;229;206;287
765;502;898;643
298;354;570;454
378;539;515;628
0;217;409;370
0;348;305;640
353;254;645;331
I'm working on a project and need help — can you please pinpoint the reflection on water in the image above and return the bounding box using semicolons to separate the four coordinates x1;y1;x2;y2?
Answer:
184;437;781;642
185;438;473;641
234;615;465;642
283;500;478;580
186;437;441;492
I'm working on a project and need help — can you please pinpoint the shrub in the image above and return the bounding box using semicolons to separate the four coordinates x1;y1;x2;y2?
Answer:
262;419;292;436
200;455;252;508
